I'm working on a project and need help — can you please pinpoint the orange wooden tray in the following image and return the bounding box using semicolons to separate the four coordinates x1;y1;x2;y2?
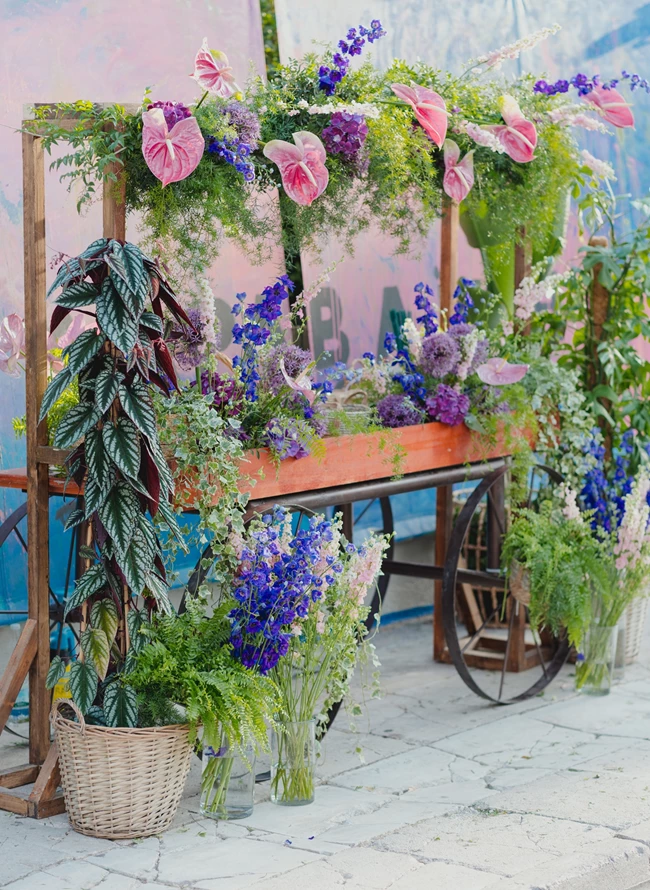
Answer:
0;422;514;502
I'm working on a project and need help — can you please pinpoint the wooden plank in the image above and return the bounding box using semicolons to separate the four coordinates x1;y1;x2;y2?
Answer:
23;132;51;766
0;790;30;816
103;137;126;240
28;742;60;804
0;764;39;789
439;198;459;314
36;446;71;465
0;619;37;735
434;484;453;661
30;792;66;819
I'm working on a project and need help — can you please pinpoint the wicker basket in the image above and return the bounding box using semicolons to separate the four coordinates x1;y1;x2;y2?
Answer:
625;597;650;665
51;700;193;839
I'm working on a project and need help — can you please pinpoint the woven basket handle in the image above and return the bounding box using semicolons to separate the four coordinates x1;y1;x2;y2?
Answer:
50;698;86;734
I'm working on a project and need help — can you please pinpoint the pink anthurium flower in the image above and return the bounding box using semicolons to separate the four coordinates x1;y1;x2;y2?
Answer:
488;95;537;163
280;357;317;404
442;140;475;203
583;84;634;129
141;108;204;187
263;132;329;206
191;39;240;98
391;82;448;147
0;314;25;378
477;357;529;385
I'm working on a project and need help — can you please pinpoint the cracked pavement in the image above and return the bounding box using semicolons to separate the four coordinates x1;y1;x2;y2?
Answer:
2;619;650;889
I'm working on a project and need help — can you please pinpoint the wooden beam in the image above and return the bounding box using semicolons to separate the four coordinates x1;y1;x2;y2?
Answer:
35;445;71;466
23;132;51;766
439;198;459;315
28;742;60;805
30;793;66;819
0;764;39;789
0;619;37;735
0;790;30;816
102;127;126;241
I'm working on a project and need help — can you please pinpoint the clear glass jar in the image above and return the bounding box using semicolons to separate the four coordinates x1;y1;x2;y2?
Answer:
270;719;316;807
575;624;617;696
200;740;255;820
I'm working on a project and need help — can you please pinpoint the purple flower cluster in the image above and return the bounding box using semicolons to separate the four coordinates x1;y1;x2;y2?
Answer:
449;279;475;326
534;72;627;97
231;276;294;400
221;101;261;146
376;393;422;428
263;417;311;460
318;19;386;95
414;282;439;335
261;343;312;395
322;112;369;156
169;308;206;370
425;384;470;426
229;509;342;673
194;371;244;416
448;324;489;369
421;332;460;378
148;101;192;130
207;135;255;181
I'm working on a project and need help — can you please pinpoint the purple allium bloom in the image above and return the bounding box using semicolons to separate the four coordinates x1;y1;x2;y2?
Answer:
420;332;461;378
148;100;192;130
322;112;369;156
447;324;489;371
169;308;205;370
425;384;470;426
376;393;422;428
222;101;261;147
260;343;312;395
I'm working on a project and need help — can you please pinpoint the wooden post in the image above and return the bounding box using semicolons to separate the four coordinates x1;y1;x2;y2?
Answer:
23;132;51;766
587;236;612;456
434;199;459;660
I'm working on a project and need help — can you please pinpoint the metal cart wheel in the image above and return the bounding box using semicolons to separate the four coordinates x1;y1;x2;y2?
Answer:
442;463;570;704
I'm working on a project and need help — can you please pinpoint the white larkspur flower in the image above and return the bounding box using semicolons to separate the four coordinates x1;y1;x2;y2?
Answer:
196;277;220;346
559;483;582;522
471;24;561;70
462;122;507;154
580;149;616;181
306;101;380;119
402;317;424;363
547;104;612;134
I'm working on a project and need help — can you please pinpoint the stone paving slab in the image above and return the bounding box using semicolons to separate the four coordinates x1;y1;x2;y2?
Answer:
3;619;650;889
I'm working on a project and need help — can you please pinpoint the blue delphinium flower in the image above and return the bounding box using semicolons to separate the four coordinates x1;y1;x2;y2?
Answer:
449;278;475;326
413;282;438;335
534;71;648;96
318;19;386;95
207;135;256;181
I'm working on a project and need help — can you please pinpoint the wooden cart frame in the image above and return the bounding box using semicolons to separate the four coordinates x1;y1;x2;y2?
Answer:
0;105;530;817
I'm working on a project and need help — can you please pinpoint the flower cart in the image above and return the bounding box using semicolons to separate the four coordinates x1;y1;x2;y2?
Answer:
0;82;567;820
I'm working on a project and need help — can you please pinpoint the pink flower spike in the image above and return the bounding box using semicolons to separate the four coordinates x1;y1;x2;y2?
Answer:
583;84;634;129
391;82;448;147
442;139;475;203
263;131;329;206
0;314;25;378
191;38;240;98
477;357;529;385
487;95;537;163
280;357;317;404
142;108;204;187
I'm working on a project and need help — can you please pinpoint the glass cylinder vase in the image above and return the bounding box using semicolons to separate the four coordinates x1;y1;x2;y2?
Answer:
200;741;255;820
575;624;617;696
270;719;316;807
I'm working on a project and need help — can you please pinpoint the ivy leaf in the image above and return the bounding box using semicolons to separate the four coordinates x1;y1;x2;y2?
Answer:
145;436;174;499
63;507;86;533
46;656;67;690
119;527;151;596
103;417;141;480
39;367;72;423
53;401;102;449
85;427;111;492
84;473;113;518
137;514;160;560
68;660;98;713
127;609;149;653
94;368;123;414
139;311;164;335
156;498;186;548
96;278;138;355
64;563;107;616
103;682;138;728
118;380;157;440
81;627;110;680
85;705;107;726
90;598;119;648
99;482;140;555
107;241;147;311
63;329;105;377
56;280;100;309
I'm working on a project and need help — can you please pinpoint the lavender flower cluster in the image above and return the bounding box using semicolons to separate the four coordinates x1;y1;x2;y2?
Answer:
322;111;369;157
229;509;342;673
318;19;386;96
207;135;255;181
231;276;294;400
148;100;192;130
533;71;646;97
221;101;261;147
